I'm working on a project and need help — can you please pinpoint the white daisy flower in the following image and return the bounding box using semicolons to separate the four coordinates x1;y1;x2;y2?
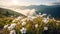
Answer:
22;21;26;26
12;20;16;22
16;16;22;20
27;16;33;21
32;16;36;19
20;27;27;34
10;23;16;27
4;24;9;28
44;27;48;30
21;18;27;22
8;23;16;30
8;26;13;30
47;16;49;20
9;30;16;34
53;17;56;21
35;24;38;28
39;15;43;17
42;13;47;16
42;18;48;24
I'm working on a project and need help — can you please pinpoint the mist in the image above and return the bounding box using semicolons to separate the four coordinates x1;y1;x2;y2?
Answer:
14;9;36;16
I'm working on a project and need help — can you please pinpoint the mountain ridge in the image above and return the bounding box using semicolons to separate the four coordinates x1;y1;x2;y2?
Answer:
18;5;60;18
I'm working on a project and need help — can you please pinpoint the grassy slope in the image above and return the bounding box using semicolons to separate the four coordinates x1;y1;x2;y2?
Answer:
0;8;25;18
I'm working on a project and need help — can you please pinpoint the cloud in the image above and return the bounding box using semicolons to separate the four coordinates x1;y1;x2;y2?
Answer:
14;9;36;16
41;2;60;6
53;2;60;5
15;8;36;16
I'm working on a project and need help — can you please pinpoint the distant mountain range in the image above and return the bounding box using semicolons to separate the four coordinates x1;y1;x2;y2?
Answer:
19;5;60;18
0;8;25;18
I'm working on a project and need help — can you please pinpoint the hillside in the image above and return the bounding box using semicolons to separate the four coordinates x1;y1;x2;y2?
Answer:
0;8;25;18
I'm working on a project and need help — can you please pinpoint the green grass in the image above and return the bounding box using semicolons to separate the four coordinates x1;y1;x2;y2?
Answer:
0;17;60;34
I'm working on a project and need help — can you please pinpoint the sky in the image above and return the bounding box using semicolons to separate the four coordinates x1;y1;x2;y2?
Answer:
0;0;60;7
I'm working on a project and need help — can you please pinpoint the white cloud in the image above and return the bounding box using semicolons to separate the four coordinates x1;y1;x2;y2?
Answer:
14;9;36;16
